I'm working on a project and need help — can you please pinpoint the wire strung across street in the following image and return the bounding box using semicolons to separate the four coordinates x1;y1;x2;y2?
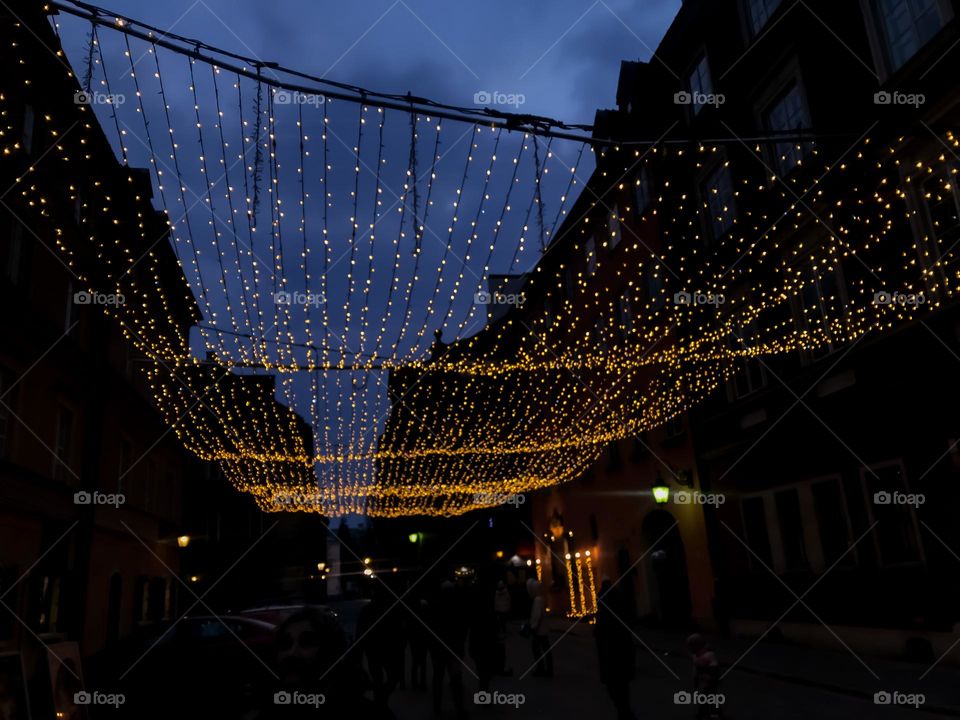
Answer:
27;0;960;516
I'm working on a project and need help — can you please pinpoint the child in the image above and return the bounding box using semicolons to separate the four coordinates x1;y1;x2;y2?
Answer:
686;633;724;719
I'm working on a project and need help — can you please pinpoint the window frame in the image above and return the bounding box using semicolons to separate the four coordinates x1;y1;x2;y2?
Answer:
760;73;814;176
859;459;925;568
701;159;738;243
862;0;953;77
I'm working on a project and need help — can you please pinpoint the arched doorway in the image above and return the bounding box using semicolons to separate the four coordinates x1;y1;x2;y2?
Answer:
641;509;692;625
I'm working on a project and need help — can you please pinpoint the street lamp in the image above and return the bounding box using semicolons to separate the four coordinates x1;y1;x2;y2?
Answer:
652;480;670;505
177;535;191;548
408;532;421;544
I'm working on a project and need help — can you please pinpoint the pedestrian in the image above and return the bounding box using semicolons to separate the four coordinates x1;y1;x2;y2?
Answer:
686;633;724;719
493;579;512;675
408;596;430;691
595;579;636;720
356;585;404;711
468;581;499;694
427;581;469;718
494;580;511;627
526;578;553;677
239;606;391;719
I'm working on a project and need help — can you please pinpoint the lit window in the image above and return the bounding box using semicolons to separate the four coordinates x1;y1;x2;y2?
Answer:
874;0;947;70
764;81;812;174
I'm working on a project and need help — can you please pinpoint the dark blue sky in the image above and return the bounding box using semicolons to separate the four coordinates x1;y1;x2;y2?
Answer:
52;0;682;499
58;0;680;125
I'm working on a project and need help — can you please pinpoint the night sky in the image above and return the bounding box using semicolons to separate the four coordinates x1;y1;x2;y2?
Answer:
52;0;681;496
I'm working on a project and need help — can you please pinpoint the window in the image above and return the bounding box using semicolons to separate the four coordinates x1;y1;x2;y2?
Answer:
617;291;634;336
687;54;715;116
53;406;75;482
585;236;597;276
647;261;665;311
664;415;684;439
635;167;653;215
921;169;960;246
775;488;809;570
742;496;773;569
764;81;812;174
797;264;844;360
593;317;608;350
863;462;923;565
747;0;785;34
702;164;737;239
873;0;948;71
730;322;767;398
811;479;856;566
607;206;622;249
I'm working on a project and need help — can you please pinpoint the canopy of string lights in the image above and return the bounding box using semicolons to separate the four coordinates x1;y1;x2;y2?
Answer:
18;1;958;516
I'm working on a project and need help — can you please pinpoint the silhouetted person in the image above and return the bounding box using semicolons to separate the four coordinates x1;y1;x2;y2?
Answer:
468;582;499;693
241;606;389;719
427;581;468;718
493;580;512;675
356;585;404;709
595;580;636;720
687;634;724;719
408;596;430;690
527;579;553;677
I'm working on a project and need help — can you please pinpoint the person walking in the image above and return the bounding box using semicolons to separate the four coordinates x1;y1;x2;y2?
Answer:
526;579;553;677
595;579;636;720
493;580;512;675
427;581;469;719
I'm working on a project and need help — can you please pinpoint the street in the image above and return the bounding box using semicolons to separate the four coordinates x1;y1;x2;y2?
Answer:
365;617;957;719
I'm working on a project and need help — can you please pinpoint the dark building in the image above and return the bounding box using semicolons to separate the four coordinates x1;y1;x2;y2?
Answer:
0;4;328;709
532;0;960;661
